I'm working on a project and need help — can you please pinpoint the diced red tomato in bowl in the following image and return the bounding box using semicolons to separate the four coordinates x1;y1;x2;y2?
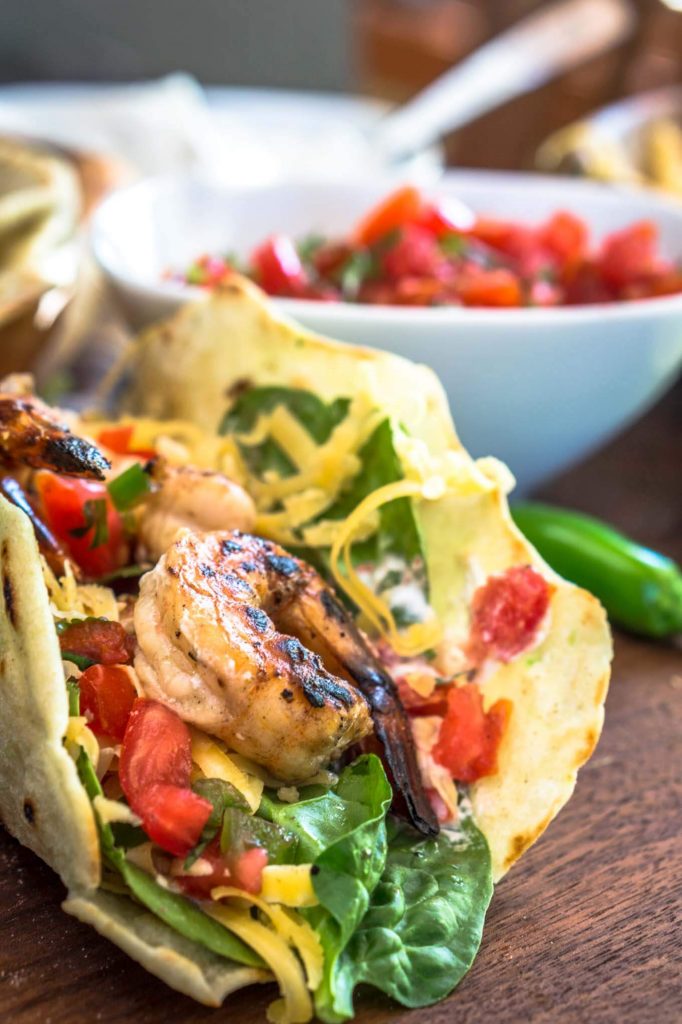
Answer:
177;185;682;309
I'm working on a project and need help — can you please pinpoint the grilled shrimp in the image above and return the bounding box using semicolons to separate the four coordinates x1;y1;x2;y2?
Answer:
136;463;256;562
134;530;438;835
0;383;110;480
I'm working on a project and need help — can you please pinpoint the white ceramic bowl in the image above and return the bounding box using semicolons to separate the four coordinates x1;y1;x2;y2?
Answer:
92;171;682;492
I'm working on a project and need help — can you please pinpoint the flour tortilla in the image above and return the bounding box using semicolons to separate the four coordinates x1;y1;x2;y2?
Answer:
125;277;612;880
0;497;269;1003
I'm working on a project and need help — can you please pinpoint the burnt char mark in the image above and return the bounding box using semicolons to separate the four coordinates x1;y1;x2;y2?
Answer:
301;680;326;708
200;563;217;578
223;572;255;595
240;561;257;573
245;606;269;632
280;688;294;702
266;554;300;579
311;675;355;707
277;636;311;664
320;589;348;624
2;573;15;628
221;538;243;555
43;435;110;481
23;799;35;824
1;541;16;628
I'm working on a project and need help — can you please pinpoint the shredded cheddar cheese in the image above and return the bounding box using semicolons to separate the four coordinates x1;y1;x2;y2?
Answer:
42;558;120;623
260;865;318;908
207;900;313;1023
190;730;264;812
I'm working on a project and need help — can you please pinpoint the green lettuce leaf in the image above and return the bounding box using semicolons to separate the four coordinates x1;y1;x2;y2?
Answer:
260;754;392;1018
329;814;493;1020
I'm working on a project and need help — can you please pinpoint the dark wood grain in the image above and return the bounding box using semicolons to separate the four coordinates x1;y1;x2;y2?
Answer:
1;381;680;1024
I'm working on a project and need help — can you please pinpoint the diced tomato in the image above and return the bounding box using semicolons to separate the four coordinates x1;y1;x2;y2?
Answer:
173;837;233;898
251;235;308;296
36;471;129;579
97;424;156;461
539;211;589;270
471;219;536;261
231;847;269;894
79;664;137;741
469;565;552;663
458;269;523;307
353;185;423;247
417;199;473;238
120;699;193;802
59;618;135;666
563;260;612;305
173;839;268;898
312;241;354;279
134;783;212;858
381;224;443;281
119;699;212;856
599;221;658;290
433;684;511;783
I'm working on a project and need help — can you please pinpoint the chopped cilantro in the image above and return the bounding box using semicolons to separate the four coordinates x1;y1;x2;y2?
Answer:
69;498;109;548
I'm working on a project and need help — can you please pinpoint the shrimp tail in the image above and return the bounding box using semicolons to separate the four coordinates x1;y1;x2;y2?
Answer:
334;653;439;837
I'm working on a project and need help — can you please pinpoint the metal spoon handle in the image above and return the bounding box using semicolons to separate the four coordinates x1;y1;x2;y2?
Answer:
376;0;634;160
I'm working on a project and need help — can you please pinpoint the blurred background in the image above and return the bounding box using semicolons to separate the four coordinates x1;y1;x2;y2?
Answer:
2;0;681;171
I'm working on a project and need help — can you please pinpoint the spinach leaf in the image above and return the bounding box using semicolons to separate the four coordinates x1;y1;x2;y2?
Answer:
219;386;349;477
260;755;392;1018
328;814;493;1020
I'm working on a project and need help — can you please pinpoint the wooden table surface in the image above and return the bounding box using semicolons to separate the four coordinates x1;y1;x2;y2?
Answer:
1;380;680;1024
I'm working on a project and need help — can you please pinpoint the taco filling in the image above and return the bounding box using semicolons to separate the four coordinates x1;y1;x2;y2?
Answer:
0;286;611;1023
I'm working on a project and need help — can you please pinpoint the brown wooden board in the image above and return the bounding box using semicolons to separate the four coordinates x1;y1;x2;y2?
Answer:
1;380;680;1024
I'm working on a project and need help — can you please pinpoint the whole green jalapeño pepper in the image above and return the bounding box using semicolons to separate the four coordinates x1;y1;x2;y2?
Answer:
512;502;682;639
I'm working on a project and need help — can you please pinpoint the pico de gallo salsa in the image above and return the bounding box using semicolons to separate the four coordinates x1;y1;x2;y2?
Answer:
174;185;682;308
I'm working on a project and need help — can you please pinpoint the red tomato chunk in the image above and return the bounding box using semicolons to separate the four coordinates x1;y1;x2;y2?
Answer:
433;684;511;783
59;618;135;666
79;664;137;741
36;471;129;579
119;698;212;856
174;839;268;899
469;565;552;663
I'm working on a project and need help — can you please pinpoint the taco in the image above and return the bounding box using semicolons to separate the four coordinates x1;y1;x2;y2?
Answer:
0;282;611;1022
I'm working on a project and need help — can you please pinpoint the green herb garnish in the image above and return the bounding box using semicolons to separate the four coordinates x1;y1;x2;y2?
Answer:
69;498;109;548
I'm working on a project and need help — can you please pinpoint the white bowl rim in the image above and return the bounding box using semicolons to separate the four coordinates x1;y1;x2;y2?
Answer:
93;168;682;326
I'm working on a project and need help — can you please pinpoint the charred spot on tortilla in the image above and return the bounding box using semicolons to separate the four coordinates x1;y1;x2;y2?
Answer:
23;799;35;825
2;572;16;628
225;377;253;401
280;688;294;702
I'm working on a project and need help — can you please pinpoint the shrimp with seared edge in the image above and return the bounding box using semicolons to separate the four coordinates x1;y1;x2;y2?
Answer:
134;530;439;836
136;462;256;562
